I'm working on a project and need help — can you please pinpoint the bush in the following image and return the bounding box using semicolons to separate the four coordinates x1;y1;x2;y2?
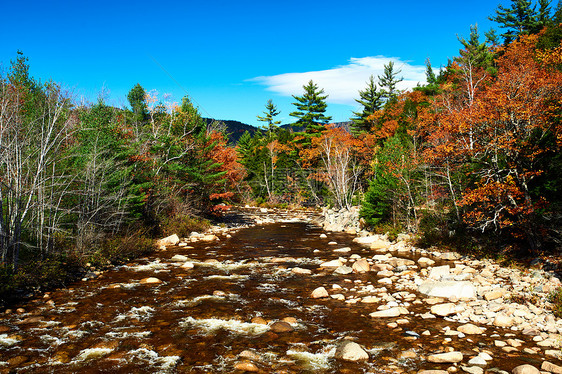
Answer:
87;233;155;267
549;287;562;318
159;215;210;238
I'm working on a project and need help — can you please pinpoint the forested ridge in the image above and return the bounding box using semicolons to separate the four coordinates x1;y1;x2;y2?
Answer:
1;0;561;302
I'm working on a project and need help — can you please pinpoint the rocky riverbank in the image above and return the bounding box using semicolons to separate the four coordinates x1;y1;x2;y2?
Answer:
151;208;562;374
1;207;561;373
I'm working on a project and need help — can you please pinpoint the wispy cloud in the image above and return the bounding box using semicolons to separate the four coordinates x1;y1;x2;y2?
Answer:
251;56;429;106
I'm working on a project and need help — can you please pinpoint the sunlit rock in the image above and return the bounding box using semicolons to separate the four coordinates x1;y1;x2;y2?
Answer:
352;259;370;273
418;281;476;299
311;287;329;298
427;351;463;363
156;234;179;247
334;340;369;361
140;277;162;284
512;364;539;374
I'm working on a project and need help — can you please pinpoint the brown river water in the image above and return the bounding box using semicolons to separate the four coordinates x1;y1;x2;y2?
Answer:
0;210;555;373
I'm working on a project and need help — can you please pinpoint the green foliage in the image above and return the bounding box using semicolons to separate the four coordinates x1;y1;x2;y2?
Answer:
378;61;403;102
257;99;281;134
456;24;496;74
360;135;409;227
351;75;383;133
548;287;562;318
127;83;148;123
489;0;553;43
159;215;210;238
290;80;332;134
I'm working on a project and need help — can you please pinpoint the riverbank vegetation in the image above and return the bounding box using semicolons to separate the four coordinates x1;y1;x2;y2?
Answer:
1;0;561;302
238;0;562;256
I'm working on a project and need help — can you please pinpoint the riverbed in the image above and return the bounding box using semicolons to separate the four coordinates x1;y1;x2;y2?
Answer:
0;210;560;373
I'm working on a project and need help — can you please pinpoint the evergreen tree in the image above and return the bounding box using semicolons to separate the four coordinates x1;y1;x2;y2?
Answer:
290;80;331;134
378;61;403;102
485;28;501;46
489;0;538;43
536;0;553;31
127;83;148;123
553;0;562;24
415;58;441;96
456;24;495;73
257;99;281;136
351;75;383;134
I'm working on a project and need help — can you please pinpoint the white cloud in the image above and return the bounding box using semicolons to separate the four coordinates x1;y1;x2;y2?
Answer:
251;56;429;106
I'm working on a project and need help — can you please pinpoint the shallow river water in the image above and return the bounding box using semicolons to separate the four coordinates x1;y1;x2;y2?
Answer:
0;211;556;373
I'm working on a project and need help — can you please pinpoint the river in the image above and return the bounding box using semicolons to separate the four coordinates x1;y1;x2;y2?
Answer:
0;209;555;373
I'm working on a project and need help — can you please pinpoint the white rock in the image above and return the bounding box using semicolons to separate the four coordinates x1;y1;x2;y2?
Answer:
171;254;189;262
335;341;369;361
427;351;463;363
428;265;451;280
352;259;370;273
418;281;476;299
430;303;462;317
334;247;352;253
311;287;329;298
468;356;488;367
512;364;539;374
418;257;436;267
370;307;407;318
320;259;343;268
157;234;180;247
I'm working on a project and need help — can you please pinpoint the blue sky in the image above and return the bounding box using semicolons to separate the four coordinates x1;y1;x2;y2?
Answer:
1;0;501;127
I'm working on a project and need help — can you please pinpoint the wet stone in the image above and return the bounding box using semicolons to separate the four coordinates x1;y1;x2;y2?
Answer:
270;321;294;333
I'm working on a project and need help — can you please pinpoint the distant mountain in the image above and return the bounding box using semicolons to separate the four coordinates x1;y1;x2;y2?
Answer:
204;118;353;144
203;118;258;144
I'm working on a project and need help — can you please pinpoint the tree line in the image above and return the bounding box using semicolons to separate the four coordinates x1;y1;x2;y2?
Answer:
1;0;561;298
237;0;562;253
0;55;243;296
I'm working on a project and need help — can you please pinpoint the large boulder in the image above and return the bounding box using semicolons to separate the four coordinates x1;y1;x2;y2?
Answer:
418;281;476;299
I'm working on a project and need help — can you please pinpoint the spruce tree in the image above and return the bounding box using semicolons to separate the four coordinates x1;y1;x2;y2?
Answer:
257;99;281;136
456;25;495;73
378;61;403;103
290;80;331;134
351;75;383;134
553;0;562;24
127;83;148;122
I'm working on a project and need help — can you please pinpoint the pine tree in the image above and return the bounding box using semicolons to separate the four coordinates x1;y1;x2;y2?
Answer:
456;24;495;73
536;0;553;31
351;75;383;134
257;99;281;136
378;61;403;103
553;0;562;24
489;0;538;43
290;80;331;134
127;83;148;123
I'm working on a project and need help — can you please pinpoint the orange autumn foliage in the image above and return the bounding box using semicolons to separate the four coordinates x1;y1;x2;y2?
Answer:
419;34;562;241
